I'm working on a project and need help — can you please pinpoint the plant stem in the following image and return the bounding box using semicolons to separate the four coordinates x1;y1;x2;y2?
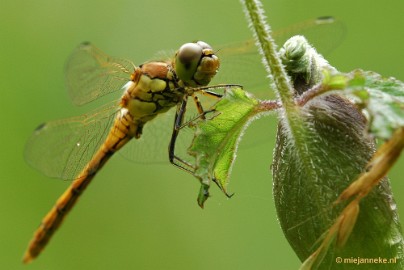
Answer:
240;0;310;174
240;0;295;111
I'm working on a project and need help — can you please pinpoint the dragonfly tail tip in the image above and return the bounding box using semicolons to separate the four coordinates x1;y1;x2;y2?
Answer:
22;251;34;264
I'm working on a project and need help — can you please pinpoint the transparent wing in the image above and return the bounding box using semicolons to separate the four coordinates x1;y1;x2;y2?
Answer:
211;17;346;96
25;95;210;180
24;100;120;180
118;108;177;164
118;87;221;165
27;17;344;177
65;42;136;106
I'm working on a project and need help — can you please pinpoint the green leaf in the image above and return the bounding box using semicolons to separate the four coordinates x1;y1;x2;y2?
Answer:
335;70;404;139
188;87;260;207
299;69;404;140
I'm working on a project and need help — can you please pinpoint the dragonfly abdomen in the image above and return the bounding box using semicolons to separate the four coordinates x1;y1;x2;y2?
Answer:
23;109;138;263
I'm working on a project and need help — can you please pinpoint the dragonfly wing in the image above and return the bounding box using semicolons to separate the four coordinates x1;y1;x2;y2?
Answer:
119;107;197;164
212;17;346;96
119;108;175;164
65;42;135;106
25;100;120;180
119;87;220;165
281;16;346;56
213;41;270;97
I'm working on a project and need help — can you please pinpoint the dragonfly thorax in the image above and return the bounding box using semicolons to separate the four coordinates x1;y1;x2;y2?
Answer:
121;61;184;126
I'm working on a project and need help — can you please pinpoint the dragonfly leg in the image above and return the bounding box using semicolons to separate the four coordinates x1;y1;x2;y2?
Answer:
169;95;196;173
169;92;220;173
190;90;222;120
192;95;206;120
169;86;229;174
199;89;223;99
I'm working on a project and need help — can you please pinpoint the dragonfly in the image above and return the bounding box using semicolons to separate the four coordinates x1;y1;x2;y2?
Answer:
22;40;231;263
23;16;344;263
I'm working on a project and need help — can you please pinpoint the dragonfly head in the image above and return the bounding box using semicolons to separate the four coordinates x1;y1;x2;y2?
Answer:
174;41;220;87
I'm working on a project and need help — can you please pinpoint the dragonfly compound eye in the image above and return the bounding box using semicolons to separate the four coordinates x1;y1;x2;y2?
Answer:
174;41;220;87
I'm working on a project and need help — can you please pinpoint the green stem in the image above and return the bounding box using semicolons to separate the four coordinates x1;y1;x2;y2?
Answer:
240;0;309;140
240;0;295;111
240;0;311;179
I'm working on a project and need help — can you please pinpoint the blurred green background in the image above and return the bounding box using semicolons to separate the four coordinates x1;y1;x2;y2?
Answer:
1;0;404;269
